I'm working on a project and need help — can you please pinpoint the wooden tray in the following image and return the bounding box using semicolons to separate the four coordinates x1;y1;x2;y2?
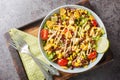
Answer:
4;0;114;80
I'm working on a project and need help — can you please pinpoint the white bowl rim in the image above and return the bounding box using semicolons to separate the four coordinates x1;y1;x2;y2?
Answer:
38;5;107;73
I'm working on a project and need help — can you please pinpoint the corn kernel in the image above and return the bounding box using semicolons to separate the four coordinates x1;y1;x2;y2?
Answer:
62;21;66;25
69;19;74;25
75;46;78;50
46;21;54;29
83;65;88;68
74;10;79;18
67;57;71;60
44;44;52;50
76;49;80;53
83;45;88;51
60;8;66;15
89;15;94;20
66;31;72;38
84;10;87;14
63;15;66;19
77;59;80;63
50;39;53;43
58;53;62;59
70;26;75;31
81;55;84;59
80;9;84;13
66;16;69;19
54;13;57;16
56;50;60;54
74;62;80;67
62;52;65;55
80;43;85;49
61;66;68;69
52;44;57;48
73;52;76;57
81;32;84;37
70;55;73;60
47;51;51;54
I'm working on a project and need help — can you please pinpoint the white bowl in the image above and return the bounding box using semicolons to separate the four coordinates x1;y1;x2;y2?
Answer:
38;5;107;73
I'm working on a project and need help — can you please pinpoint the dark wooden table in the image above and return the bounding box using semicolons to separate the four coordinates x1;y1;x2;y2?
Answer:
0;0;120;80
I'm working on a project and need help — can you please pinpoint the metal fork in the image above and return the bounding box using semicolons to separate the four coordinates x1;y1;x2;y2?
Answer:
9;34;59;80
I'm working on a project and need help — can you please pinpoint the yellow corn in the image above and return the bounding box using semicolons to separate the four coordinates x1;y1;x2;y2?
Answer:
66;16;69;19
60;8;66;15
58;53;62;59
70;55;73;60
62;21;66;25
74;10;80;18
84;10;88;14
47;51;51;54
80;9;84;13
52;44;57;48
50;39;54;43
46;21;54;29
67;57;71;60
83;44;88;51
73;52;76;57
89;15;94;20
61;66;68;69
56;50;60;54
81;32;84;37
76;49;80;53
74;46;77;51
84;65;88;68
80;43;85;49
67;12;71;16
81;55;84;59
62;15;66;19
69;25;75;31
77;59;80;63
44;44;52;50
54;13;57;16
80;43;88;51
69;18;74;25
74;62;80;67
66;31;72;38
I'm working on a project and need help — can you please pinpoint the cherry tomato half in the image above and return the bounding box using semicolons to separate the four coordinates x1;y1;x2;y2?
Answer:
40;29;49;40
91;20;97;27
87;51;97;60
58;58;68;66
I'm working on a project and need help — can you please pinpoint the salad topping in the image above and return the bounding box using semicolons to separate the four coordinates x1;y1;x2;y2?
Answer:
40;7;105;69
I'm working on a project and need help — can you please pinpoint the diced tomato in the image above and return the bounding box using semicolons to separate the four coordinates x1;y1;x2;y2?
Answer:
58;58;68;66
40;29;49;40
87;51;97;60
64;28;72;35
64;28;69;33
91;20;97;27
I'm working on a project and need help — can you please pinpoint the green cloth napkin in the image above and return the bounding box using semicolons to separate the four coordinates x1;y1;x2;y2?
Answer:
9;28;48;80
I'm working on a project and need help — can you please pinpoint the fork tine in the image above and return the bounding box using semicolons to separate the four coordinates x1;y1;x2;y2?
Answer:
9;33;24;49
12;33;27;48
8;41;18;50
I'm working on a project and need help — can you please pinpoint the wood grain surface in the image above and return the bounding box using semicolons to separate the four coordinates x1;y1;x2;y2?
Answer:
4;0;114;80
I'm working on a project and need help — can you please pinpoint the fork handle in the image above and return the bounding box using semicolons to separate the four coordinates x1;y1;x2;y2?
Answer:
26;47;59;75
28;51;53;80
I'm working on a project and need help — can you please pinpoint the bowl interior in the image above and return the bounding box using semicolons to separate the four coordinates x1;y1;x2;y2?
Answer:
38;5;107;73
